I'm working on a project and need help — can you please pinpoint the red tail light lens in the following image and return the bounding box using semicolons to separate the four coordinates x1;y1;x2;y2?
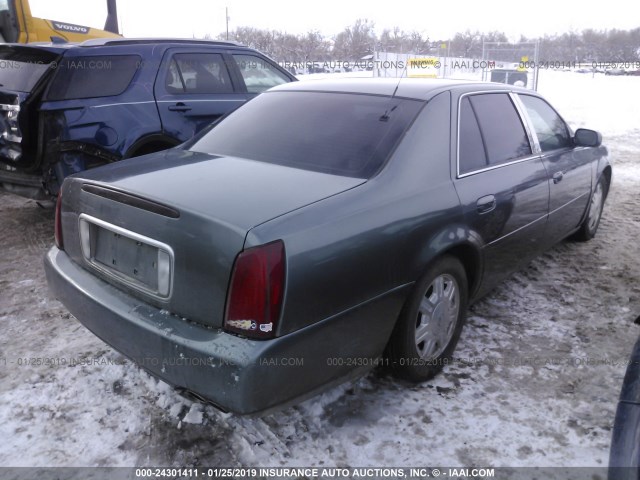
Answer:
224;240;285;339
54;192;63;250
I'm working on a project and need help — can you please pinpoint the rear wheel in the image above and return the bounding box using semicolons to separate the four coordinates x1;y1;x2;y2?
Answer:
387;255;468;382
574;176;607;241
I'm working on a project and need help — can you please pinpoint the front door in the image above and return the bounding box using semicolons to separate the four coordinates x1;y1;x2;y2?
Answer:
517;94;592;244
453;91;550;293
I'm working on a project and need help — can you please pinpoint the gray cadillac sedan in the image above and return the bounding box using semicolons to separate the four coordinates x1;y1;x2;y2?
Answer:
44;78;611;414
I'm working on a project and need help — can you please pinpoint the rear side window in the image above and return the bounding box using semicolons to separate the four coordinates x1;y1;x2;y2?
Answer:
232;54;290;93
465;93;531;167
459;97;488;174
0;46;58;92
165;53;233;94
189;91;423;178
46;55;139;101
518;95;571;152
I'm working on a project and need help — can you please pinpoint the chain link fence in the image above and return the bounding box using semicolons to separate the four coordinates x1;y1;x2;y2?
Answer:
372;41;540;90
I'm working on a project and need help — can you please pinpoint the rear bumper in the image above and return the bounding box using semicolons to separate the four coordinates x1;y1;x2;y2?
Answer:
44;247;407;414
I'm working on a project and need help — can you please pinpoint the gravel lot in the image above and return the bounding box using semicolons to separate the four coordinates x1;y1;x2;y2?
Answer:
0;73;639;469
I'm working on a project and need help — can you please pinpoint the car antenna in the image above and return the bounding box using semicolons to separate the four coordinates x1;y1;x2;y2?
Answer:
379;58;408;122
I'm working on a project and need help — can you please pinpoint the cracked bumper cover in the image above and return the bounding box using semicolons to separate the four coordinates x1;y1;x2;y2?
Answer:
44;247;402;414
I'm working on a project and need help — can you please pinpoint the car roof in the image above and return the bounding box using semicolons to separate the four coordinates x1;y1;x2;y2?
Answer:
2;42;72;53
270;77;533;101
6;38;244;51
77;38;244;48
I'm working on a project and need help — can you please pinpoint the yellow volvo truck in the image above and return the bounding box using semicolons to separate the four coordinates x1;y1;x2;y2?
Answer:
0;0;120;43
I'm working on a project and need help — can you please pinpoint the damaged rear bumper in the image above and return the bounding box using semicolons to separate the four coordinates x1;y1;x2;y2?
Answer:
44;247;394;414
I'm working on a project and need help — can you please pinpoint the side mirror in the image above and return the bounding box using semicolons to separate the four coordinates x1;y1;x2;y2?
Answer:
574;128;602;147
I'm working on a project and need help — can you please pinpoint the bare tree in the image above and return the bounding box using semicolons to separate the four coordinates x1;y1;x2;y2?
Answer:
220;27;277;58
407;31;431;54
297;31;331;62
211;25;640;64
333;19;377;59
379;27;430;54
450;30;482;57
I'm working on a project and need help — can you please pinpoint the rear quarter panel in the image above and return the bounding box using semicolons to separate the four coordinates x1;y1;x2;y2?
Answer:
247;92;477;342
38;45;166;160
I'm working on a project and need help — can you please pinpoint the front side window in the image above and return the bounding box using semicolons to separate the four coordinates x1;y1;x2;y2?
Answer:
46;55;139;101
165;53;233;94
519;95;572;152
189;91;423;178
232;54;290;93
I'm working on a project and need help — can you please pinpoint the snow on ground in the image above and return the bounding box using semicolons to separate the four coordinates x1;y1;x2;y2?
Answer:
0;71;639;468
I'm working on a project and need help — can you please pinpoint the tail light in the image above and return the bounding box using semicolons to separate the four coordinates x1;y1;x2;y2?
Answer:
224;240;285;339
54;191;63;250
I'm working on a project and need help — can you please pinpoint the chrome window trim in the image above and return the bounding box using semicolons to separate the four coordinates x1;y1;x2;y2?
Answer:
509;92;541;154
456;90;539;179
457;153;542;179
78;214;175;300
91;101;156;109
156;99;245;103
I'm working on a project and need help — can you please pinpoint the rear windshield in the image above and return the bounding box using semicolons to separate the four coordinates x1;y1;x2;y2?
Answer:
189;91;423;178
45;55;140;101
0;46;58;92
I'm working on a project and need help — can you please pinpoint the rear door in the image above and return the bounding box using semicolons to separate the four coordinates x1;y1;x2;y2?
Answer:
154;49;247;141
452;91;550;292
516;94;592;243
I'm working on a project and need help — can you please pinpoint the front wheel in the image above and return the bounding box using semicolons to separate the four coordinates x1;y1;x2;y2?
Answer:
574;176;608;241
387;255;469;382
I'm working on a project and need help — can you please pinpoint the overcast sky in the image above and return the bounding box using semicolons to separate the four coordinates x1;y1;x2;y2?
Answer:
29;0;639;41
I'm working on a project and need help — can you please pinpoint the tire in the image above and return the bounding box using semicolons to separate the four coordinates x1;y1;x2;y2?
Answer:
573;176;608;241
387;255;469;382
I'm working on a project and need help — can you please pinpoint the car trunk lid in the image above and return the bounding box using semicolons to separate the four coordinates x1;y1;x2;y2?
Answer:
61;148;365;329
75;148;366;231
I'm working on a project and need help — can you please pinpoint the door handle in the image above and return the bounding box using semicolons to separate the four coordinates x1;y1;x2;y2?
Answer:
476;194;496;214
552;171;564;184
168;102;192;112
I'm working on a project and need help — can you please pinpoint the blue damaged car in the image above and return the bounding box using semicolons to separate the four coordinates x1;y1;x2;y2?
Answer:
0;38;296;199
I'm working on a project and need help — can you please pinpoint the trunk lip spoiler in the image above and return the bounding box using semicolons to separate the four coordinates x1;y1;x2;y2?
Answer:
82;183;180;219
